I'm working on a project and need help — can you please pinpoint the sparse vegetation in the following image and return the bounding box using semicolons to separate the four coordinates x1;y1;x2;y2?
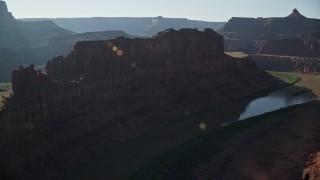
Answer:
267;71;300;85
225;52;248;58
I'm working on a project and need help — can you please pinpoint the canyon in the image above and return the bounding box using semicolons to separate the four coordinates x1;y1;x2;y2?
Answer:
1;1;319;179
0;28;279;179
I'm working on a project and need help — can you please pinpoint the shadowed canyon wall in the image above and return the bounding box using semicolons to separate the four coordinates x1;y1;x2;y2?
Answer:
0;29;278;179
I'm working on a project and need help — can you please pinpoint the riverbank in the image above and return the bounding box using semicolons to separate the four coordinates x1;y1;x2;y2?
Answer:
294;73;320;97
267;71;320;98
130;100;320;179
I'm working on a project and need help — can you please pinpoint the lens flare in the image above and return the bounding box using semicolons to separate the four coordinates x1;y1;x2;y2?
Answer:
199;122;207;130
117;50;123;56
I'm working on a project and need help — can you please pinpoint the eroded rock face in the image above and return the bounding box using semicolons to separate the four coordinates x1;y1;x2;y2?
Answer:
251;54;320;73
259;37;320;58
0;29;278;180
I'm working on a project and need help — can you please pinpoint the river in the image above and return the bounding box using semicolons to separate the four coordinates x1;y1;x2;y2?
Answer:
239;85;317;120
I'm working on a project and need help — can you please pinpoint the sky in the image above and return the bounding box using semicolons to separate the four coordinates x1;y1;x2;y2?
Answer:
4;0;320;21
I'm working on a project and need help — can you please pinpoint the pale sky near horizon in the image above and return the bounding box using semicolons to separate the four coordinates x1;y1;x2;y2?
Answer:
4;0;320;21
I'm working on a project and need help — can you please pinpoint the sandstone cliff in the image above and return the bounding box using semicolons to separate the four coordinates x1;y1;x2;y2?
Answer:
251;54;320;73
0;29;278;179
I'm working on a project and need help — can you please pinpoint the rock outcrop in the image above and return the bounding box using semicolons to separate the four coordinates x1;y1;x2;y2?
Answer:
287;8;306;18
0;29;279;179
220;9;320;53
251;54;320;73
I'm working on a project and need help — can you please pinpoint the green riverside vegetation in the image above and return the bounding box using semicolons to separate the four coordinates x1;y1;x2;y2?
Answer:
225;52;248;58
267;71;300;85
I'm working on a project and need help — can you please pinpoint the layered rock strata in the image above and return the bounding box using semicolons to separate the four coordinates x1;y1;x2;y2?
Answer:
251;54;320;73
259;37;320;58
